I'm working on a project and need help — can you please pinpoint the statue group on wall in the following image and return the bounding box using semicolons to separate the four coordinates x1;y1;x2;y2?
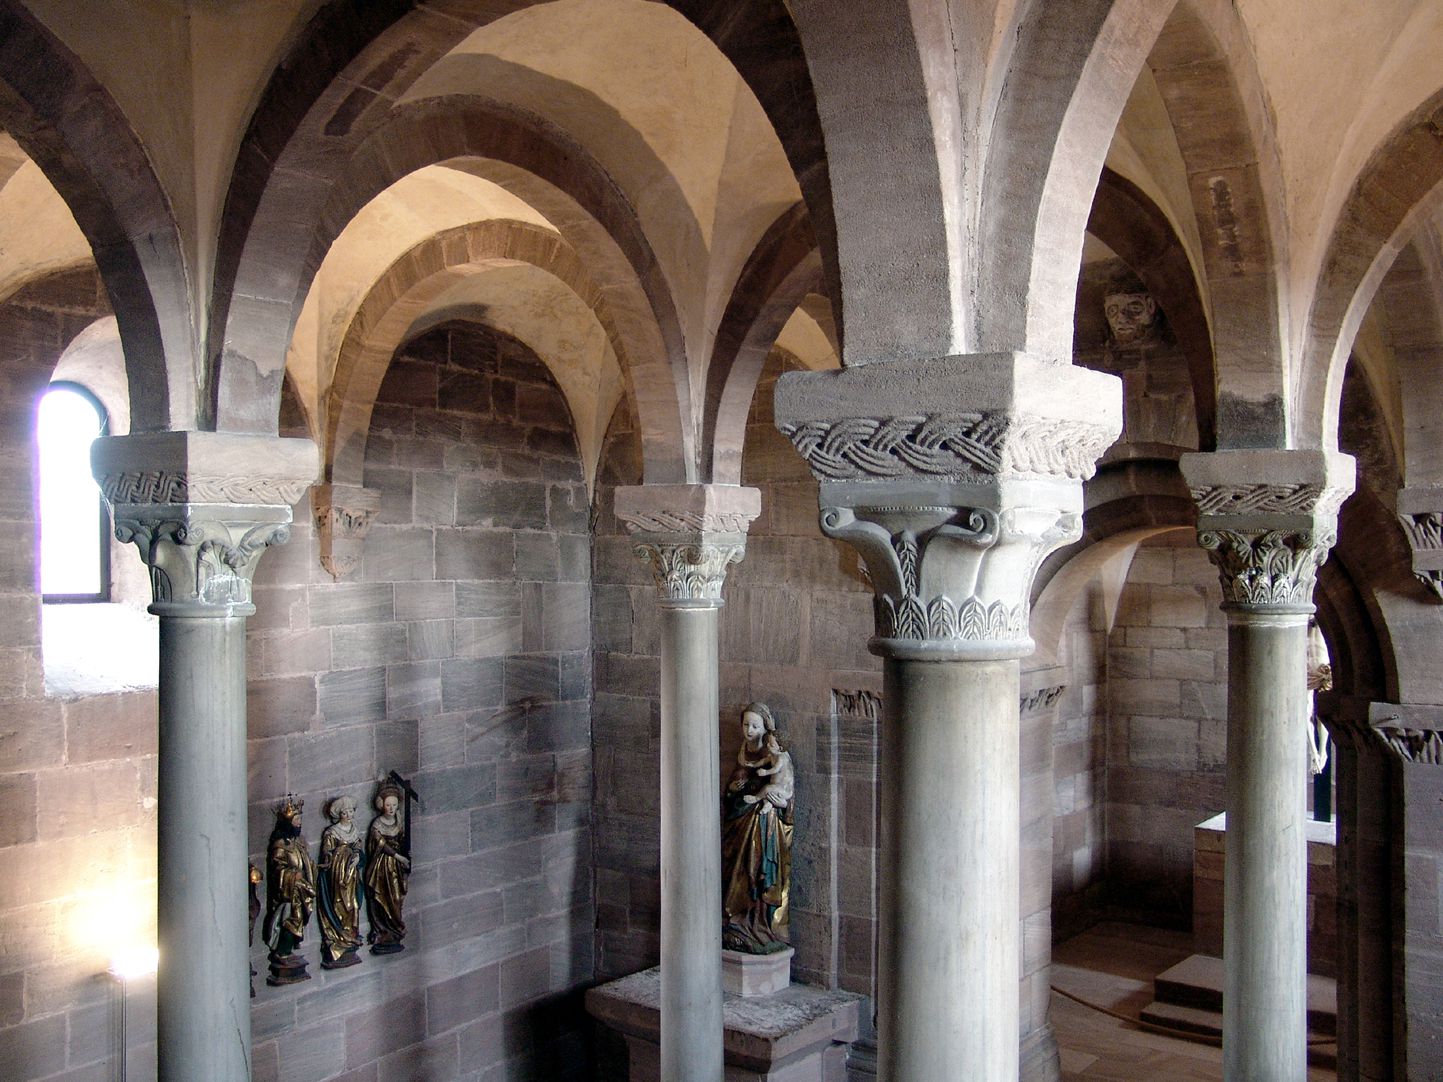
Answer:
253;772;418;987
721;702;795;955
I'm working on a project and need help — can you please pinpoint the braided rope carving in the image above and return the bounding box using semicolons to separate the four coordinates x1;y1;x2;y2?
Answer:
780;414;1114;482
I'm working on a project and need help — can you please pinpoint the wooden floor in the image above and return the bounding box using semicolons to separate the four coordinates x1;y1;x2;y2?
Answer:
1051;922;1336;1081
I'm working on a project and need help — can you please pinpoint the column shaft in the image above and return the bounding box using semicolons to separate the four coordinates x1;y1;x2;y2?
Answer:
157;613;252;1082
877;656;1020;1081
1223;613;1308;1081
659;604;724;1082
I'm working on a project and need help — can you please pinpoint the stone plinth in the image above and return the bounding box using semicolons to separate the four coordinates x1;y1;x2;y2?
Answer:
1194;812;1338;978
587;968;862;1082
722;947;794;997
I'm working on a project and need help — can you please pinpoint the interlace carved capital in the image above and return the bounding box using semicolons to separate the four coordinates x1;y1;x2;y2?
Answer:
113;504;292;615
93;432;318;616
820;479;1082;661
614;485;760;607
1181;451;1353;615
312;484;382;580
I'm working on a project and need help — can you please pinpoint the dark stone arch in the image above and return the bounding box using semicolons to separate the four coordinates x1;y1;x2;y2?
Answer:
1147;0;1291;448
0;0;188;431
1299;87;1443;452
704;201;821;484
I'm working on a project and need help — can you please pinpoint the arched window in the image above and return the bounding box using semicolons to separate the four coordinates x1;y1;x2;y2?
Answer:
37;381;109;602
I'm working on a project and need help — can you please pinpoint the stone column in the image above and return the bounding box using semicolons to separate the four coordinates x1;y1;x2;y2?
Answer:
92;432;318;1082
1181;450;1354;1082
776;352;1121;1081
613;483;761;1082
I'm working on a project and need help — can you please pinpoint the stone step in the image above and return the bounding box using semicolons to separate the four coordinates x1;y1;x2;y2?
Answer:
1153;953;1337;1035
1139;999;1338;1071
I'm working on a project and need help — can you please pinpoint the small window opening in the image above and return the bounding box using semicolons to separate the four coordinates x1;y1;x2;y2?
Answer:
38;382;109;602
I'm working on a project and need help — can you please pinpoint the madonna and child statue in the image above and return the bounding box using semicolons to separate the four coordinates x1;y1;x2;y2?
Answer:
721;702;794;955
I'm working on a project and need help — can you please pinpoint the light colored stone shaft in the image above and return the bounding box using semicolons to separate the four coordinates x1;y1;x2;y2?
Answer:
658;603;724;1082
1223;612;1309;1082
877;656;1020;1082
156;611;252;1082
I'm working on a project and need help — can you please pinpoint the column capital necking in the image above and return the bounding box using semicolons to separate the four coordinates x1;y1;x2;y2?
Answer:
773;353;1123;660
614;484;761;607
1181;450;1354;615
93;432;320;616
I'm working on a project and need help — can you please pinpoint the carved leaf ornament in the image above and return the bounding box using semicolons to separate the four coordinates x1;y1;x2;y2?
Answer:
1197;528;1334;607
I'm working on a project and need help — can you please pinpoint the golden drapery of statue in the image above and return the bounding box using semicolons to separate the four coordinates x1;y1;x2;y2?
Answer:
364;778;412;954
721;702;794;954
317;795;365;969
263;796;316;985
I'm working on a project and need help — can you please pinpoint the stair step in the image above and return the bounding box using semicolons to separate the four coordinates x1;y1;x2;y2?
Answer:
1153;954;1336;1034
1140;999;1337;1070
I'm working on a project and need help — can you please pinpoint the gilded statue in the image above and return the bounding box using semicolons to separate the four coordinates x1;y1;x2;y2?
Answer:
364;777;413;954
317;795;365;969
721;702;794;954
263;796;316;985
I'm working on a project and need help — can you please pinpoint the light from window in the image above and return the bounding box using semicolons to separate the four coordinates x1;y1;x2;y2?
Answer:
38;384;107;599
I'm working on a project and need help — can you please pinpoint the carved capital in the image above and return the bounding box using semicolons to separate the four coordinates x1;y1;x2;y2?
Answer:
93;432;319;616
312;484;382;580
1181;450;1354;615
774;352;1121;486
1195;527;1337;610
630;540;745;605
820;477;1082;661
614;485;760;607
1396;488;1443;600
114;504;292;615
1372;720;1443;765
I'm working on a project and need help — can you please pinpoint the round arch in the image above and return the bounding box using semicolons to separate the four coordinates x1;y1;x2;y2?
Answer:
323;218;625;490
217;97;690;482
0;0;188;431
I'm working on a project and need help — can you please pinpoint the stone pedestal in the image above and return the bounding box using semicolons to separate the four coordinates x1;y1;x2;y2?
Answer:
723;947;794;997
587;968;862;1082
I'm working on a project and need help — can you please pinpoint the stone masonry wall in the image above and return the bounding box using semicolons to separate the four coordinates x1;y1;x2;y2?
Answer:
1051;582;1109;941
244;323;595;1082
1104;529;1228;925
0;270;167;1082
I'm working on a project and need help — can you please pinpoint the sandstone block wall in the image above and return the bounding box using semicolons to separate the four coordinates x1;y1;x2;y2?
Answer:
1104;530;1228;925
244;323;597;1082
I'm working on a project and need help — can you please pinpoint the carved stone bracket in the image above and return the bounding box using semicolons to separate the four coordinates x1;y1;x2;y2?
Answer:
775;353;1122;662
614;484;761;608
1396;487;1443;600
1181;450;1354;615
312;484;382;580
93;431;319;617
1020;685;1066;717
1370;709;1443;765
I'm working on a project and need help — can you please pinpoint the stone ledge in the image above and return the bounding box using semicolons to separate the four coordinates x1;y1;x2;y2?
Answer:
586;968;863;1076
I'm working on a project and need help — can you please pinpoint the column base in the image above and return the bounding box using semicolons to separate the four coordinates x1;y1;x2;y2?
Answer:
587;967;862;1081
